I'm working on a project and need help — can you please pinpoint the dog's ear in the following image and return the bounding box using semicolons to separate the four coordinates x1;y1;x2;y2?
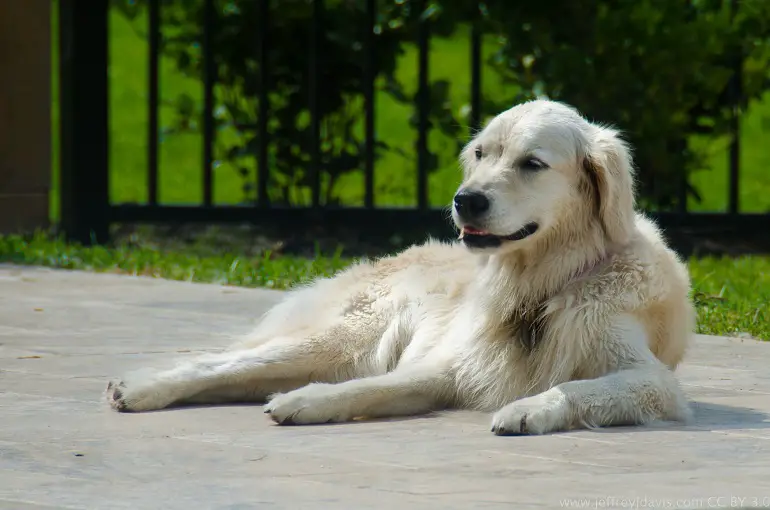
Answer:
583;126;636;245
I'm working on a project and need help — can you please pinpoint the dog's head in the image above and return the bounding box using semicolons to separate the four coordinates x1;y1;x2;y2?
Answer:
452;100;636;253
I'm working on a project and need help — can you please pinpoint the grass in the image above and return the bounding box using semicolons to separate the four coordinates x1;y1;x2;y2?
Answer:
48;8;770;216
688;256;770;339
0;232;350;290
2;232;768;341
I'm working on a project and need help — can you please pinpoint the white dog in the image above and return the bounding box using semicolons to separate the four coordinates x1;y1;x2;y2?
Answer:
107;99;695;435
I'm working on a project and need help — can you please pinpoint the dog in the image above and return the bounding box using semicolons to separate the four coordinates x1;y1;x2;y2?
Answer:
107;99;695;435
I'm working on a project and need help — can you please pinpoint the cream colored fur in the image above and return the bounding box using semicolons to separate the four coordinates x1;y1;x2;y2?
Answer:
107;99;695;435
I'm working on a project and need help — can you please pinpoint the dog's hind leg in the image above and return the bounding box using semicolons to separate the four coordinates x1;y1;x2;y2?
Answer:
107;332;364;413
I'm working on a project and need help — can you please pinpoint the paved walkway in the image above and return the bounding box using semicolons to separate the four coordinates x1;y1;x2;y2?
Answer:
2;265;770;510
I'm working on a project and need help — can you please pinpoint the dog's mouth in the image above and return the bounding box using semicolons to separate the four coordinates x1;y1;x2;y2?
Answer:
458;222;539;249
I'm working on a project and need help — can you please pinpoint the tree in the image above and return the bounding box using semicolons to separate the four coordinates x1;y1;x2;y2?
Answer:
481;0;770;209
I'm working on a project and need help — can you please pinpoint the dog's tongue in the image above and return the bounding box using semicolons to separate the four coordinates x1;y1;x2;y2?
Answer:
459;226;489;239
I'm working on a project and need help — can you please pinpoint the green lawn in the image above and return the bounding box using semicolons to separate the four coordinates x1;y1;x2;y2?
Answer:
1;232;767;340
689;255;770;339
49;8;770;215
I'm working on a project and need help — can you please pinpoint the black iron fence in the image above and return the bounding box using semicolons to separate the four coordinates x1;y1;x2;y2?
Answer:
58;0;770;247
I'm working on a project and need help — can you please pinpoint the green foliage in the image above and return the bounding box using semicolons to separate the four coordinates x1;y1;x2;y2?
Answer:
481;0;770;209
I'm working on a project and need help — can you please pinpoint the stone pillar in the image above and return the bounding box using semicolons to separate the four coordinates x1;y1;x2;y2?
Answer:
0;0;51;233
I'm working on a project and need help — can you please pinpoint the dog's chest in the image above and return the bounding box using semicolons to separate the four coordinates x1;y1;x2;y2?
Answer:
453;307;556;411
502;304;548;354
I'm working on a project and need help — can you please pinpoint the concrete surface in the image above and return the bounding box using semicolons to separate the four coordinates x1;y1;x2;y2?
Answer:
1;265;770;510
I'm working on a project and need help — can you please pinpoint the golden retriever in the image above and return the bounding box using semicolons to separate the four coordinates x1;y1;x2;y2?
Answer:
107;99;695;435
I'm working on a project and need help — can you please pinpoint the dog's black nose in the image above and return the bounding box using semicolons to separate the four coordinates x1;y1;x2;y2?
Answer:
454;190;490;219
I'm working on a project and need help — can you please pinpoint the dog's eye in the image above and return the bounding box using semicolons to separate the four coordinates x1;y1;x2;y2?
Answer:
474;146;482;161
520;157;548;171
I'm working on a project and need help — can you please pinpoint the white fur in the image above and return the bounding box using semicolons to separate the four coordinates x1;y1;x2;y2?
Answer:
107;100;695;435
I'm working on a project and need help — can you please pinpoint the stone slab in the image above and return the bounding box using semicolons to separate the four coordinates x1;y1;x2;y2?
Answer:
1;265;769;509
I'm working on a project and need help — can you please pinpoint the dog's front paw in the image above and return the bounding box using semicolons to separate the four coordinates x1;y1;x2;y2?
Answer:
491;388;570;436
264;384;350;425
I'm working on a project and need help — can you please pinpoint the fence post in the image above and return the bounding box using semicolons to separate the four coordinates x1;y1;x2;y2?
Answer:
0;0;51;234
727;0;742;215
58;0;110;245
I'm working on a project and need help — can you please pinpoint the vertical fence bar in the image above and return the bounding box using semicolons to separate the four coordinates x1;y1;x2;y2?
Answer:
673;0;697;215
728;65;742;214
728;0;741;214
309;0;323;207
469;12;482;136
257;0;270;206
363;0;376;209
148;0;160;205
59;0;110;244
677;139;688;214
202;0;215;206
416;1;430;210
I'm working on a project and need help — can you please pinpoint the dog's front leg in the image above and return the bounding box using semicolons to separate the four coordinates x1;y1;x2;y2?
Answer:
490;364;690;435
264;364;451;425
490;315;691;435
